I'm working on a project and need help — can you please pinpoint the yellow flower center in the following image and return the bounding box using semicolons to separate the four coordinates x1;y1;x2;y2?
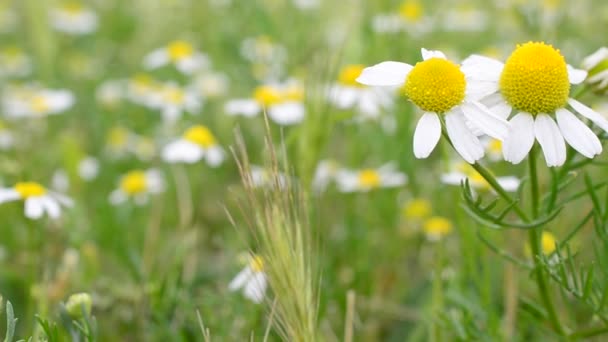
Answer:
499;42;570;115
31;96;50;113
183;125;216;148
403;58;466;114
488;139;502;155
358;169;381;188
167;40;194;61
423;216;453;238
253;85;282;106
62;3;84;15
403;198;432;220
163;87;185;104
120;171;147;195
249;255;264;272
457;163;491;190
107;127;128;148
283;85;304;102
399;1;423;22
15;182;47;198
541;231;557;255
338;65;366;87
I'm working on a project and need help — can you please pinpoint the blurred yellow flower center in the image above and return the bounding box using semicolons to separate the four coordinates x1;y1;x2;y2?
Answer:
338;65;366;87
183;125;216;147
499;42;570;115
250;255;264;272
15;182;46;198
403;58;466;114
163;87;185;104
423;217;453;238
253;86;282;106
358;169;381;188
120;171;147;195
399;1;423;21
107;127;128;148
403;199;432;219
31;96;50;113
541;231;557;255
167;41;194;61
457;163;490;189
489;139;502;155
283;85;304;101
62;3;84;15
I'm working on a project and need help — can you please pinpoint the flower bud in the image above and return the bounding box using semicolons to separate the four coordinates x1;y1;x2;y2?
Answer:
582;47;608;94
65;292;92;319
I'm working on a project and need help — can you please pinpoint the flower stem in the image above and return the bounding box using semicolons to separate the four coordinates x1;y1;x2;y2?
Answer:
527;146;565;336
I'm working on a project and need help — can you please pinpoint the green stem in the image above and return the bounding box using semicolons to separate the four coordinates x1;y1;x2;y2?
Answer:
570;325;608;339
527;147;565;336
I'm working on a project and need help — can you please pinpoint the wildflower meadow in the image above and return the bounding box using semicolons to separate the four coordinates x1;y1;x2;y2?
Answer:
2;0;608;340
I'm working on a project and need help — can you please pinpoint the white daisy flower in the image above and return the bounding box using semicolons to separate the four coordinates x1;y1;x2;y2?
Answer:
463;42;608;167
125;74;163;107
0;182;73;219
224;81;305;126
78;157;100;181
143;40;209;75
49;3;98;35
312;159;340;193
0;47;32;78
189;71;229;99
371;0;432;36
2;85;75;118
154;83;202;123
109;169;164;206
96;79;125;108
581;47;608;94
336;163;407;192
423;216;453;242
440;161;520;192
357;48;510;163
328;64;393;121
162;125;225;166
228;255;267;304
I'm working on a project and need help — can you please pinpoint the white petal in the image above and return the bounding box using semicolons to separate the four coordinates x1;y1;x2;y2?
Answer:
229;267;253;291
243;272;267;304
328;85;358;109
568;98;608;132
421;48;446;60
556;108;602;158
0;189;20;204
268;102;305;125
461;55;504;82
481;94;512;120
413;112;441;158
162;140;204;164
335;170;361;192
461;101;509;140
356;61;412;86
41;196;61;219
497;176;521;192
567;65;587;84
25;198;44;219
224;99;261;117
205;146;225;167
535;114;567;167
445;110;484;163
440;172;466;186
381;172;407;187
143;49;169;69
162;106;181;123
503;113;535;164
109;190;127;205
146;169;165;193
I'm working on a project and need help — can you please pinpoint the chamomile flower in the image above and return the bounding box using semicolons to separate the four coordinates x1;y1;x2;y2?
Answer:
126;73;163;107
249;165;288;189
78;157;100;181
357;48;510;163
371;0;432;36
0;182;73;219
524;231;558;257
441;161;520;192
155;82;202;123
423;216;453;242
143;40;209;75
228;254;267;304
581;47;608;94
312;159;340;193
109;169;164;206
328;64;393;121
189;71;229;99
96;79;125;108
463;42;608;166
0;47;32;78
225;80;305;125
442;5;488;32
2;85;75;118
162;125;224;166
336;163;407;192
240;36;287;81
50;3;98;35
402;198;432;220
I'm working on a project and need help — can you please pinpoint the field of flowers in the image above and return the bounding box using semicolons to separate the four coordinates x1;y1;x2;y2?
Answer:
1;0;608;340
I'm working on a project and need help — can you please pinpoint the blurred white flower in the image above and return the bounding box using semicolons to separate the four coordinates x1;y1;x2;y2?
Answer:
0;182;73;219
229;255;267;304
442;6;488;32
240;36;287;80
249;165;288;189
582;47;608;93
328;64;393;121
225;80;305;125
143;40;209;75
126;74;163;107
78;157;100;181
371;0;432;36
293;0;320;10
312;159;340;193
189;71;229;98
50;3;98;35
336;163;407;192
96;79;125;108
2;84;74;118
162;125;224;166
0;47;32;78
155;82;202;123
109;169;164;206
441;161;520;192
52;169;70;193
104;126;156;161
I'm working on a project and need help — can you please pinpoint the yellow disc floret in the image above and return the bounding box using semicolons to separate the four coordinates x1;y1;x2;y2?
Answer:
499;42;570;115
120;170;147;195
403;58;466;114
338;65;366;87
253;85;282;106
403;198;432;220
423;216;453;240
15;182;46;198
399;1;423;22
167;40;194;61
249;255;264;272
183;125;216;148
358;169;381;188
